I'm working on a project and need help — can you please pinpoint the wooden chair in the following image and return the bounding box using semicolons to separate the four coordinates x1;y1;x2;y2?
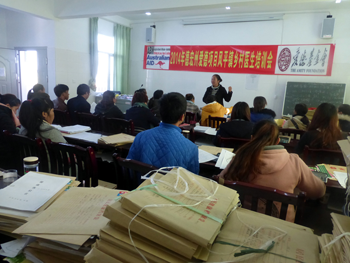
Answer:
302;146;346;166
53;109;71;126
76;112;102;131
3;132;49;175
279;128;306;140
46;140;98;187
212;176;306;224
103;118;135;135
217;135;250;152
184;112;196;124
113;153;158;190
208;116;226;128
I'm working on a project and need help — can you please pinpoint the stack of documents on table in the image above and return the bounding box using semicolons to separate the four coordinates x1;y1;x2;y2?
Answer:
319;213;350;263
63;131;102;144
215;149;235;169
85;167;240;263
193;126;217;136
54;124;91;134
12;187;118;263
0;172;76;233
98;133;135;146
208;208;320;262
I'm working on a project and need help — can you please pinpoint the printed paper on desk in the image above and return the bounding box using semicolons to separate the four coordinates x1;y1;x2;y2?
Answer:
193;126;210;133
98;133;135;145
198;149;218;163
0;172;71;212
199;145;234;155
204;127;217;136
57;125;91;134
215;149;235;170
13;187;117;235
333;171;348;188
64;132;102;144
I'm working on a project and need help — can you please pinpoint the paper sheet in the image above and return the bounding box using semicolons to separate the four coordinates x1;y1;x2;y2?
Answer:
64;132;102;144
14;187;117;235
199;145;234;155
193;126;210;133
99;133;134;145
0;237;35;258
57;125;91;134
204;127;217;136
245;74;260;90
215;149;235;170
198;149;218;163
0;172;71;212
333;171;348;188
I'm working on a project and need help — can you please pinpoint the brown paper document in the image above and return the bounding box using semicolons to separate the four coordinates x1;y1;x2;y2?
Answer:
104;201;199;259
198;145;233;155
98;133;134;146
14;187;117;235
121;168;239;247
85;247;123;263
208;208;320;263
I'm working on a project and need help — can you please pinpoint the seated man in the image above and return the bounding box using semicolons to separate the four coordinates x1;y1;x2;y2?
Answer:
201;95;231;127
67;84;91;123
186;93;201;122
52;84;69;111
127;92;199;174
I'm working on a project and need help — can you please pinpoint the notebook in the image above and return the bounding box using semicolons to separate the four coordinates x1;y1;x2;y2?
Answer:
98;133;135;146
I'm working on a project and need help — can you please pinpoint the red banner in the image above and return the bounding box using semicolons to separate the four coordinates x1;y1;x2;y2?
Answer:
143;44;335;76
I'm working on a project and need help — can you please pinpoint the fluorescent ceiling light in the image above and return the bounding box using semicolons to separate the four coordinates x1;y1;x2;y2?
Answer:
335;0;341;3
145;12;151;15
226;7;231;10
182;14;284;25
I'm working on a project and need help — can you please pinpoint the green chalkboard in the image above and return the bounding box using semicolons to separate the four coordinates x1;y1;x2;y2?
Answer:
282;82;346;116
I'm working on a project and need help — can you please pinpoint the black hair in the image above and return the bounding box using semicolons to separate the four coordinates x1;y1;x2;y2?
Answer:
101;90;115;108
0;94;21;107
153;90;163;100
27;84;45;100
213;74;222;83
19;96;54;139
186;93;194;101
135;88;147;95
253;96;267;112
54;84;69;97
77;84;90;96
232;102;250;121
294;103;309;126
206;95;216;104
339;104;350;116
159;92;186;124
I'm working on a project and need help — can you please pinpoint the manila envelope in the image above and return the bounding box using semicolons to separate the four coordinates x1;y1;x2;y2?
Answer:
104;201;199;259
121;168;239;248
85;247;123;263
207;208;320;263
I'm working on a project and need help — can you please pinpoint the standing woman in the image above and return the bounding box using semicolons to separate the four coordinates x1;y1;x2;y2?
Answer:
203;74;232;106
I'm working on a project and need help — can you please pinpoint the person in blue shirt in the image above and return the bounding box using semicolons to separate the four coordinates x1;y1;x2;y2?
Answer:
127;92;199;174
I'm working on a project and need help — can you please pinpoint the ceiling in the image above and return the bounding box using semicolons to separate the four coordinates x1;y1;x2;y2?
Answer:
52;0;350;22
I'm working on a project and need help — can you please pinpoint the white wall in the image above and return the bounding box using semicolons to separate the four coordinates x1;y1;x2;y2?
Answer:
0;9;7;47
129;10;350;117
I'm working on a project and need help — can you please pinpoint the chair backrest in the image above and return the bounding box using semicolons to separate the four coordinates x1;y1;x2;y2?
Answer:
217;135;250;152
46;140;98;187
103;118;135;135
212;176;306;224
184;112;196;124
113;154;158;190
302;146;346;166
3;132;49;175
76;112;102;131
279;128;305;140
208;115;226;128
53;109;71;126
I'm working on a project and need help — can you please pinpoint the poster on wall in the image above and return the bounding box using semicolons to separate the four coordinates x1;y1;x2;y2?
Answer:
143;44;335;76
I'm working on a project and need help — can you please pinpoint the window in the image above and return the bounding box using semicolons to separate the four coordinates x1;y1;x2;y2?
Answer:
96;34;114;92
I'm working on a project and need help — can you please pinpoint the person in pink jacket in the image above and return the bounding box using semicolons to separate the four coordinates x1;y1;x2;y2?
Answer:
218;120;326;222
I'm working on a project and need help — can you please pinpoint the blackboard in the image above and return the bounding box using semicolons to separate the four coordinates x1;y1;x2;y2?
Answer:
282;82;346;116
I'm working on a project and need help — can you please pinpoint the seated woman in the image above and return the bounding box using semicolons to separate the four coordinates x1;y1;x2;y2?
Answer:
282;103;309;130
338;104;350;132
126;92;160;132
19;94;66;143
219;120;326;222
148;90;163;120
201;95;231;127
250;96;276;123
94;90;124;119
27;83;45;100
215;102;253;143
0;94;21;169
295;103;344;155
